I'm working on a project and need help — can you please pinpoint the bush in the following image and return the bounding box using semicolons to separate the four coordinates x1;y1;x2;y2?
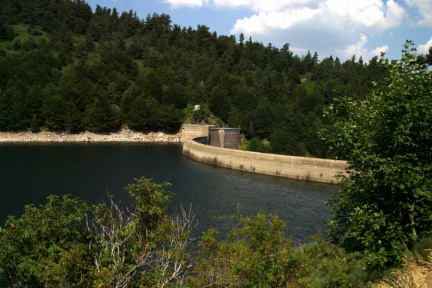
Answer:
247;137;272;153
413;237;432;261
295;238;371;287
323;41;432;269
188;212;300;287
0;178;195;287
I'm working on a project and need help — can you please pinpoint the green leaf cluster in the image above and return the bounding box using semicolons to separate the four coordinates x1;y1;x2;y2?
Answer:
0;178;194;287
187;213;375;287
188;212;300;287
0;195;92;287
323;41;432;269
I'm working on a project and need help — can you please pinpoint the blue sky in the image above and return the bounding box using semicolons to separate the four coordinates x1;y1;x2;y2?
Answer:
86;0;432;61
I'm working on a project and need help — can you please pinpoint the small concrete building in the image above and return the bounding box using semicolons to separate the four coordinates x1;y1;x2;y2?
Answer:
209;127;240;149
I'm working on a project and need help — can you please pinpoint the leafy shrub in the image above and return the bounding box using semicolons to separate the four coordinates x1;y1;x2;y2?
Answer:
413;237;432;261
247;137;272;153
295;238;371;287
188;212;300;287
0;178;195;287
323;41;432;269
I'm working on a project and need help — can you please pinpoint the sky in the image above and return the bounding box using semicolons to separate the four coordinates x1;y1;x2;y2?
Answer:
86;0;432;61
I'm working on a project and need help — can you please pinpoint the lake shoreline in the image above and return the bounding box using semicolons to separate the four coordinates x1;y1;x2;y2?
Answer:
0;129;182;143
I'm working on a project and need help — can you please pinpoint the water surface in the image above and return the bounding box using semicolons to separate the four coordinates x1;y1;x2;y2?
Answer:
0;143;338;241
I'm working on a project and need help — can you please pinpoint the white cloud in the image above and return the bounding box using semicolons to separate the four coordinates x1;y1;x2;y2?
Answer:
405;0;432;26
213;0;320;12
164;0;208;9
224;0;404;60
324;0;404;31
212;0;251;9
337;34;388;61
371;45;389;56
222;0;404;32
338;34;369;60
231;7;320;34
418;37;432;54
163;0;427;60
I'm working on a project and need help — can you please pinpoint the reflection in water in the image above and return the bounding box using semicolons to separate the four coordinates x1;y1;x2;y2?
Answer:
0;143;338;242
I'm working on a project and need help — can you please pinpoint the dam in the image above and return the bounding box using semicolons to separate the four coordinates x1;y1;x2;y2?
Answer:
181;124;347;184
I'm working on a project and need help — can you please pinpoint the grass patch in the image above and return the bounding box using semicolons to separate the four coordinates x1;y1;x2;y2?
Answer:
137;61;152;76
0;41;9;50
300;81;316;95
375;254;432;288
239;140;248;151
12;24;29;36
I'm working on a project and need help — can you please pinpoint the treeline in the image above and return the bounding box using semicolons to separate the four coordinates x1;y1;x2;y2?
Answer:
0;0;394;156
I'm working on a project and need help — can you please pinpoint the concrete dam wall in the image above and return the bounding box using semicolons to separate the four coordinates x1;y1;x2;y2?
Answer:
181;124;347;184
208;127;241;149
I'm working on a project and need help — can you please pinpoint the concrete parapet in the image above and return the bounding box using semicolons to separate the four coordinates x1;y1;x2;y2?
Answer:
183;140;347;184
181;124;213;143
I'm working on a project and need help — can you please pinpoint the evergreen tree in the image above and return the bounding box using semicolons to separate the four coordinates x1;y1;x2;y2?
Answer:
84;97;120;133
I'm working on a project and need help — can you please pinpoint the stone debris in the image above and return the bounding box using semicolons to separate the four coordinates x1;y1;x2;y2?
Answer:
0;129;182;143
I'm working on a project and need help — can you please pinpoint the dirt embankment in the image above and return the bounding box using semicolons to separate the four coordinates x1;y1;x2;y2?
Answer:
0;129;182;143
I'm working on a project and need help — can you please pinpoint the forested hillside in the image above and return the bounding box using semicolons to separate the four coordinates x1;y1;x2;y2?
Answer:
0;0;423;157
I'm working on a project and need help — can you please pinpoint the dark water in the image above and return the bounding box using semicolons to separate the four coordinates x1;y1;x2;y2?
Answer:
0;143;338;242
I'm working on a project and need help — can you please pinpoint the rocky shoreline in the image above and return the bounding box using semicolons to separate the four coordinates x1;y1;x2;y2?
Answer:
0;129;182;143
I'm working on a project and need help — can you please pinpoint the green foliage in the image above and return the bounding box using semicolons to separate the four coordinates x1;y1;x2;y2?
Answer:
188;213;374;288
412;236;432;261
183;104;212;124
126;96;160;131
295;238;371;287
20;35;38;51
0;25;17;41
41;90;83;133
84;97;121;133
0;195;92;287
95;177;193;287
0;84;41;131
323;41;432;269
0;177;195;287
247;136;272;153
124;177;173;232
300;81;317;94
208;84;231;122
2;175;407;287
188;212;300;287
158;104;184;132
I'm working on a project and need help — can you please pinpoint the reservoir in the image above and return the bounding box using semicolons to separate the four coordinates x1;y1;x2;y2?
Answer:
0;143;338;242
